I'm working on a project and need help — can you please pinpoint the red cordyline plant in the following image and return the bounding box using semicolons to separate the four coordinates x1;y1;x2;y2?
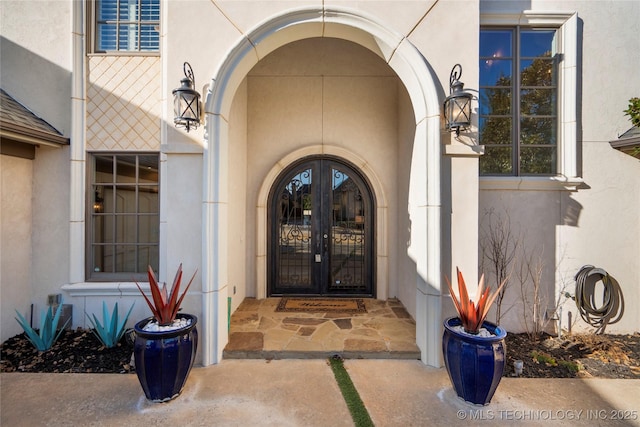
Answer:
136;264;197;326
445;267;507;334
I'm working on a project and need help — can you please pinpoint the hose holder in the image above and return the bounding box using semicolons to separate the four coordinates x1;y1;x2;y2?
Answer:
573;265;624;334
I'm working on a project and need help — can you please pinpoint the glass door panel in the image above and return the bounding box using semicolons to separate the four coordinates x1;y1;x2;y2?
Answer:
274;167;314;291
270;158;373;296
329;166;367;293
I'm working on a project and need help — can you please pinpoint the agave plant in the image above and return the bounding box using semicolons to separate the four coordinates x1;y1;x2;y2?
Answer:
86;301;135;348
445;267;506;334
136;264;196;326
15;305;71;352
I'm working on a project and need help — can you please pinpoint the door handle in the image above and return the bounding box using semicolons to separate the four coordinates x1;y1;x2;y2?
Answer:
315;232;322;262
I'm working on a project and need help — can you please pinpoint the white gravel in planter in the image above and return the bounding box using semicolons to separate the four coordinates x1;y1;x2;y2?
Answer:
143;317;192;332
451;325;494;337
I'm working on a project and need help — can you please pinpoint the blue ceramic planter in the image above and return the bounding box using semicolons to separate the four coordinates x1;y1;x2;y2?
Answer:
134;314;198;402
442;317;506;405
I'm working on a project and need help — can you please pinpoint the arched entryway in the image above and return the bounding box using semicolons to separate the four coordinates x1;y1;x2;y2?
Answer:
203;7;443;367
268;156;375;297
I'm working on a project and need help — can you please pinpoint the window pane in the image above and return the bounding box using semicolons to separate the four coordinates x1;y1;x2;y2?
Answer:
521;89;556;115
138;245;159;272
480;117;512;145
480;30;512;57
520;146;556;174
479;88;511;115
480;146;513;175
116;156;137;183
521;118;556;145
521;30;555;58
116;216;137;243
115;186;136;212
93;215;109;242
118;24;139;51
99;186;114;213
101;215;114;243
138;187;158;213
119;0;138;21
97;24;117;51
521;58;556;86
480;59;512;87
141;0;160;20
95;155;114;183
140;25;159;51
97;0;117;20
93;244;113;273
139;215;159;243
115;245;137;272
96;0;158;52
138;155;159;183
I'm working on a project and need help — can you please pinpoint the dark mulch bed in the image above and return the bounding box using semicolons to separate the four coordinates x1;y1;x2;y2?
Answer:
504;332;640;379
2;328;639;378
0;328;134;374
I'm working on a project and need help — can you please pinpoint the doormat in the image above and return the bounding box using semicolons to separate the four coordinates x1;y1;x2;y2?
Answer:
276;298;367;313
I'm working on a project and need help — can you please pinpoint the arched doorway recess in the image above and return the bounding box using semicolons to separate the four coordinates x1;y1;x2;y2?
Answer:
202;7;442;367
268;155;375;297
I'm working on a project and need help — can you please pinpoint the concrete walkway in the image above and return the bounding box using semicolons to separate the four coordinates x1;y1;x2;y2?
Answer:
2;360;639;426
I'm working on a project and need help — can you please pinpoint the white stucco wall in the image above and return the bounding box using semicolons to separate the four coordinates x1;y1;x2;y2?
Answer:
1;0;72;340
565;1;640;334
0;0;71;135
479;0;640;335
4;0;637;367
31;146;71;322
396;80;419;310
227;78;249;313
244;37;403;299
1;155;33;341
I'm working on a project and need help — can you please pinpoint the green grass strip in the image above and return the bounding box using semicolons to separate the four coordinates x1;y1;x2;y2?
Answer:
328;356;375;427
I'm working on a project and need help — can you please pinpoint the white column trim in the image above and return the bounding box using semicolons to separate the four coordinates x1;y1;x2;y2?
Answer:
70;0;86;284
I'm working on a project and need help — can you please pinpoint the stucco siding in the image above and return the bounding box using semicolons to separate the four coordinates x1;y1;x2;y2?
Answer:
245;38;405;301
1;155;33;341
479;0;640;334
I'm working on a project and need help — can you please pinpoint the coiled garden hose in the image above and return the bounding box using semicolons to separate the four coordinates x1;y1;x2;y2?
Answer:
574;265;624;334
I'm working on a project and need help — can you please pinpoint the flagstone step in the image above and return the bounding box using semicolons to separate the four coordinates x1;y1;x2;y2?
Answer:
224;298;421;360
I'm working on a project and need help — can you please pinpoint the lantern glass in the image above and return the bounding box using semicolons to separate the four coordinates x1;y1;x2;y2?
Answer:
445;93;472;131
172;63;201;132
443;64;473;135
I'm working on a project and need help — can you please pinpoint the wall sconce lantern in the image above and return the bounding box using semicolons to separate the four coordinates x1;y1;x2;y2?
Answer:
443;64;473;136
172;62;201;132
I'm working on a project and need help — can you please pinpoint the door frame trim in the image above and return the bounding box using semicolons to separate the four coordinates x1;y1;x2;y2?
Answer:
267;156;376;297
257;145;388;300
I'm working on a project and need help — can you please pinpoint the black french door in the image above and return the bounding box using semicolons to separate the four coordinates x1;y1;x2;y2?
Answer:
269;157;374;296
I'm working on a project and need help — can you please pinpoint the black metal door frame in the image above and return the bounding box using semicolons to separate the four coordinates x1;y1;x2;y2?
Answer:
268;156;375;297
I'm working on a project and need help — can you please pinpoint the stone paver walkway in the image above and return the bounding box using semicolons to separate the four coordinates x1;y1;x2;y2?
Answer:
224;298;420;359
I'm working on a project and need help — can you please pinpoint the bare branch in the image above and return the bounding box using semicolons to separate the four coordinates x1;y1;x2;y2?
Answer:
479;208;519;325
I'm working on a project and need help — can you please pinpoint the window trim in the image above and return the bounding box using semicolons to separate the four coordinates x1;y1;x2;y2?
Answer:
480;10;581;190
86;152;160;281
88;0;161;55
480;27;559;176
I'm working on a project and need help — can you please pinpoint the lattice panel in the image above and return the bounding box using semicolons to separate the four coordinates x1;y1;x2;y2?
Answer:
87;56;161;151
